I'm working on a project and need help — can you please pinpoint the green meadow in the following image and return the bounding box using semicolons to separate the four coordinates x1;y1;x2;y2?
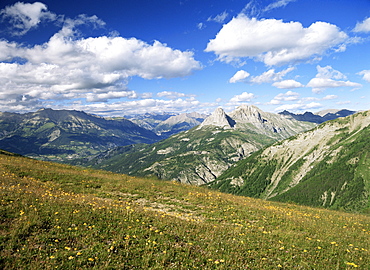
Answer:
1;150;369;269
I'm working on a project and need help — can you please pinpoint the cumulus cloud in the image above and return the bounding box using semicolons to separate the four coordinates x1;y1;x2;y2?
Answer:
156;91;195;99
229;70;250;83
353;18;370;33
307;78;360;93
307;65;362;93
86;90;138;102
0;2;58;36
269;90;299;105
74;97;213;116
0;26;201;106
228;92;255;105
205;15;348;66
272;79;304;89
358;70;370;82
0;1;203;114
322;95;338;100
250;67;295;84
0;2;207;115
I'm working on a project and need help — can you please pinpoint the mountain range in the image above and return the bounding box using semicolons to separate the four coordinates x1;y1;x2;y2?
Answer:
0;105;367;212
86;105;316;185
125;112;207;137
208;110;370;213
279;109;356;123
0;108;160;161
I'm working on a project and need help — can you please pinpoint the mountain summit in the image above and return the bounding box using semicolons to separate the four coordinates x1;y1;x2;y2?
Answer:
199;107;235;128
200;105;315;140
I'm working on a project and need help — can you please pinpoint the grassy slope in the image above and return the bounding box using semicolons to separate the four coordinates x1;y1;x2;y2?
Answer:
0;150;369;269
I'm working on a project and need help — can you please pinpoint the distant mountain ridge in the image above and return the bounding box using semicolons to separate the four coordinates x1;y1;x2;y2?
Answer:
0;108;160;161
208;110;370;213
127;112;207;138
279;109;356;123
87;105;316;185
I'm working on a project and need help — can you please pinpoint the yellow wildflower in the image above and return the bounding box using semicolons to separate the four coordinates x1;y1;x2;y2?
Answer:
345;262;359;267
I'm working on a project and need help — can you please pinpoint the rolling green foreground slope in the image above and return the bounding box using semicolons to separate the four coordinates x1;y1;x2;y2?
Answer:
209;111;370;213
1;150;369;269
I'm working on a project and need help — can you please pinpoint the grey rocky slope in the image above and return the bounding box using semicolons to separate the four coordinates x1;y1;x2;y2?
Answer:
0;108;160;162
87;105;316;185
208;110;370;213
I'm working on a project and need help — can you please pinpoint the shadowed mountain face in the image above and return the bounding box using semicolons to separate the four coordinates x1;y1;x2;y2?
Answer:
208;110;370;213
87;105;316;185
0;108;160;162
278;109;356;124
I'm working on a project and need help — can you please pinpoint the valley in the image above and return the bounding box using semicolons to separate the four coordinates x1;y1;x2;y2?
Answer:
86;105;316;185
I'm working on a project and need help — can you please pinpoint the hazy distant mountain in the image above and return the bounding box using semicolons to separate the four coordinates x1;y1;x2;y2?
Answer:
87;105;316;185
126;112;177;131
153;112;207;137
208;110;370;213
279;109;356;124
0;108;160;162
127;112;207;138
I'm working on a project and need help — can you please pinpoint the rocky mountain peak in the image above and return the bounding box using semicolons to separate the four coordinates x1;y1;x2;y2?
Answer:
199;107;235;129
229;104;265;123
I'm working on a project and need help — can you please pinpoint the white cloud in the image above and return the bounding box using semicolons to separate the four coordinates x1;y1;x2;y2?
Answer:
228;92;255;104
336;100;351;105
86;90;138;102
197;22;205;30
205;15;348;66
207;11;229;23
0;27;201;106
358;70;370;82
307;78;362;94
307;66;362;93
250;67;295;84
73;98;215;116
269;90;299;104
141;92;153;99
229;70;250;83
272;79;303;89
0;2;58;36
263;0;296;12
156;91;194;99
315;65;347;80
353;18;370;33
322;95;338;100
275;102;322;112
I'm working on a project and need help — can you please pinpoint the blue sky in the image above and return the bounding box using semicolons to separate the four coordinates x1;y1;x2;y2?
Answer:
0;0;369;116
